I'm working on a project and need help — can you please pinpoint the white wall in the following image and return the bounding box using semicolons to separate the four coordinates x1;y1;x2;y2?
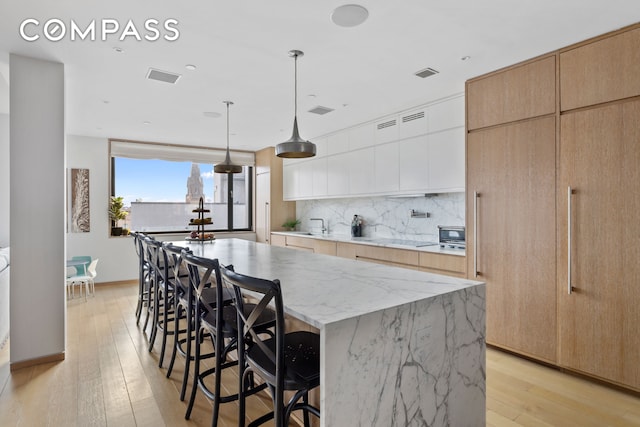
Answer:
66;135;137;283
0;113;8;247
10;54;65;363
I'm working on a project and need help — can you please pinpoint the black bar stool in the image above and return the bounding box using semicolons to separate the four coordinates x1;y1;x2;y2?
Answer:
182;253;275;427
220;265;321;427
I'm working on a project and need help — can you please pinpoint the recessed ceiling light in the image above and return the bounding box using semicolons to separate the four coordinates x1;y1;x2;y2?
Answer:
103;100;110;104
331;4;369;27
308;94;317;98
143;121;151;125
203;112;221;118
113;47;124;53
461;56;471;61
185;64;197;71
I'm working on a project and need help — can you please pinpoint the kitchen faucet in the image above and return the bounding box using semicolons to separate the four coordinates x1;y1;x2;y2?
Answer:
310;218;326;234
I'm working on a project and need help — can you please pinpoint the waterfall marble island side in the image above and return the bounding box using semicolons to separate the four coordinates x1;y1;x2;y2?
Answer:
173;238;486;427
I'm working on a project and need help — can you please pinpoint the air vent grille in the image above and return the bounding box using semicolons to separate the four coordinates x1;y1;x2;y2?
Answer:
308;105;334;115
414;67;439;78
402;111;425;123
146;68;181;84
377;119;397;130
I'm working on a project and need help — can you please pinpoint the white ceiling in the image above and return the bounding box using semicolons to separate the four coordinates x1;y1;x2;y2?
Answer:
0;1;639;152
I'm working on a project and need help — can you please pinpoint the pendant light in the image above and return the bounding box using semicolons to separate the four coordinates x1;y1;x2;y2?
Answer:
214;100;243;174
275;50;316;158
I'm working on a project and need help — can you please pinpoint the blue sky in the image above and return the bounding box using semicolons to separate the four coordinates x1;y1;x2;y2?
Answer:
114;158;215;206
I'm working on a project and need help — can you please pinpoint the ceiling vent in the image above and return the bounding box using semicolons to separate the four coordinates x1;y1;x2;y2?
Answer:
308;105;334;115
414;67;439;78
402;111;425;122
146;68;181;84
377;119;397;130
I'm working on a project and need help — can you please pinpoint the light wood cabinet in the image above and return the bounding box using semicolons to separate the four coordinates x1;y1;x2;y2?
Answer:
271;234;337;256
255;147;296;244
560;27;640;111
419;251;466;278
558;99;640;390
466;116;557;363
466;55;556;130
465;21;640;391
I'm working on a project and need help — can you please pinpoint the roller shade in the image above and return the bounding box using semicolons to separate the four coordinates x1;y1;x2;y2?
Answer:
109;140;255;166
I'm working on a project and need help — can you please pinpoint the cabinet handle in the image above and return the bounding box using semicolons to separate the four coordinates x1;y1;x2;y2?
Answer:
265;202;270;243
567;186;574;294
473;191;479;278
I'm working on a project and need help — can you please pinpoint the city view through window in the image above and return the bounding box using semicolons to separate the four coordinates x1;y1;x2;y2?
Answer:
113;158;250;233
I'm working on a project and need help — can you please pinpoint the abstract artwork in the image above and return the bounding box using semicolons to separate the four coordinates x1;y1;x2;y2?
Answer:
70;168;90;232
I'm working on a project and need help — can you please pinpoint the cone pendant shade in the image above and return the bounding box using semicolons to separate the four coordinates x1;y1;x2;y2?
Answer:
275;50;316;158
214;101;243;174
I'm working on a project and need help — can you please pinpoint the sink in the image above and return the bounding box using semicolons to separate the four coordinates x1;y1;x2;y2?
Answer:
283;231;313;235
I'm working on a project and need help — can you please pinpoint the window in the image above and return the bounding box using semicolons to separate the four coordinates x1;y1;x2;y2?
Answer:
110;140;254;233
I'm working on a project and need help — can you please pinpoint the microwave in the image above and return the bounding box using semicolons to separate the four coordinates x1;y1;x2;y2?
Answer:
438;226;465;249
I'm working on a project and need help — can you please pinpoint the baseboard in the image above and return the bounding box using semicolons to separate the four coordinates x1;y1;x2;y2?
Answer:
96;279;137;287
10;352;65;371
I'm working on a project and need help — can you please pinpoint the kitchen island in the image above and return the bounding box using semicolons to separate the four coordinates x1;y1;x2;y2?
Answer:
174;238;485;426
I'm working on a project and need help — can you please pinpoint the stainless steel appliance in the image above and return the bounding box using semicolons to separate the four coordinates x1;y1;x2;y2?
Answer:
438;225;465;249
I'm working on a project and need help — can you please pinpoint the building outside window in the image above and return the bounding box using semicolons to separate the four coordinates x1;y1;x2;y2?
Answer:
110;140;253;233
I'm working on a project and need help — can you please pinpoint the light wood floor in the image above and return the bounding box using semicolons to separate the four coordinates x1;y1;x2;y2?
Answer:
0;282;639;426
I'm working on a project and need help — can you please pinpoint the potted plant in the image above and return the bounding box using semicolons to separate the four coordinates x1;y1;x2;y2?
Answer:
109;196;128;236
282;218;301;231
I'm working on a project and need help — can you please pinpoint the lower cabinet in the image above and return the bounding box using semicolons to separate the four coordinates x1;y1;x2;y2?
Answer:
272;235;466;278
270;234;337;256
336;242;466;277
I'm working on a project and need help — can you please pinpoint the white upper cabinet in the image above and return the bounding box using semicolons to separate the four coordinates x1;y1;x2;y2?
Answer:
427;127;465;191
327;132;349;155
348;148;375;195
311;157;328;197
374;143;400;193
281;94;465;200
374;117;399;144
399;109;428;140
327;153;350;197
399;135;429;191
283;163;297;201
298;160;313;199
429;95;465;132
313;136;328;157
349;124;374;151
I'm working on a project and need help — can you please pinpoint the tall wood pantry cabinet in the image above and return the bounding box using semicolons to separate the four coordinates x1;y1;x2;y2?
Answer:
466;55;558;363
556;25;640;390
467;22;640;391
255;147;295;244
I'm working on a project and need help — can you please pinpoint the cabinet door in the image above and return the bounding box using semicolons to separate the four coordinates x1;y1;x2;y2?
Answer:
282;163;297;201
427;127;465;191
560;27;640;111
311;157;328;197
558;100;640;389
349;148;375;195
255;172;271;243
374;143;399;193
399;135;428;191
467;116;557;363
467;55;556;130
297;160;313;199
327;153;350;197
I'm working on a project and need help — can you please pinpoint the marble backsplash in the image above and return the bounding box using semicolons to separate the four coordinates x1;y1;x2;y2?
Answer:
296;192;465;243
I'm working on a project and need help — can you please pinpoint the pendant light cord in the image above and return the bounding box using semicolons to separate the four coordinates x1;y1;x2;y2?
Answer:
293;52;298;119
226;101;230;150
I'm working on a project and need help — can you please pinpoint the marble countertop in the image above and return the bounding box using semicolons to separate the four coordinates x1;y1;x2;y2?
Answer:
173;238;481;329
272;231;466;257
